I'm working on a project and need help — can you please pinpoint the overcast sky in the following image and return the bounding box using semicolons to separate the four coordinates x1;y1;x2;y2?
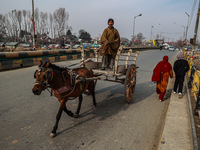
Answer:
0;0;199;41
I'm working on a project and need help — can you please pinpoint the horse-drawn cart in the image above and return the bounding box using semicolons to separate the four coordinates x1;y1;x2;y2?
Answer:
81;47;140;103
32;46;140;137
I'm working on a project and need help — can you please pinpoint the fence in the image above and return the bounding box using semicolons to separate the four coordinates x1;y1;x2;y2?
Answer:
184;51;200;118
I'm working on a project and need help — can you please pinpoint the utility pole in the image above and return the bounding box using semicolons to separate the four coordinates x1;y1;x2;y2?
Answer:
32;0;36;50
150;26;153;41
185;12;189;43
181;25;186;40
193;0;200;51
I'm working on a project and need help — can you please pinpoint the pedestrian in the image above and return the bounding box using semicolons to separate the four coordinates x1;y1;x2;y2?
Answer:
152;56;173;102
100;18;120;70
173;52;189;98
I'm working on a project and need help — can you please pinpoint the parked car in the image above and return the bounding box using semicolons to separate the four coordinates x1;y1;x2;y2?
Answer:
73;44;80;49
169;46;175;51
83;43;92;49
48;44;60;49
64;44;72;49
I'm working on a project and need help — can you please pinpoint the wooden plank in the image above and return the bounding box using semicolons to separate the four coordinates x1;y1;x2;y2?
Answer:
198;111;200;119
92;69;124;76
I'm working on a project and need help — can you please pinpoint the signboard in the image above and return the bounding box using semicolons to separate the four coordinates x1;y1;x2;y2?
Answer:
152;39;155;46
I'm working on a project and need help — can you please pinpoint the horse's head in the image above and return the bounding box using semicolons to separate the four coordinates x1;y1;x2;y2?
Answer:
32;61;53;95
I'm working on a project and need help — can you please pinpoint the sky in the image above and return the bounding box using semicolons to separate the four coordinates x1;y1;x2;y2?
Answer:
0;0;199;41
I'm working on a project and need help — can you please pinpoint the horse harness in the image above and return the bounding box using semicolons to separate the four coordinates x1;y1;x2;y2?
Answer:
34;68;87;99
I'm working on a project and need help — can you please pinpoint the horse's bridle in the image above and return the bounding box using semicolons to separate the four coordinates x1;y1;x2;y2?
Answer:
34;67;84;99
34;68;53;89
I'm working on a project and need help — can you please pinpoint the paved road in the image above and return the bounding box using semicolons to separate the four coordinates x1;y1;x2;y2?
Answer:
0;50;178;150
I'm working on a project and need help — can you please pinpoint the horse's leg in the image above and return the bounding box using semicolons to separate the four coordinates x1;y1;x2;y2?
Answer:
92;89;96;107
74;94;83;118
63;106;74;117
50;101;65;138
89;81;97;107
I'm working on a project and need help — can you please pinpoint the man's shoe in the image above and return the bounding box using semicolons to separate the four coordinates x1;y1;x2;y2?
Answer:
101;67;105;70
173;91;176;94
178;93;182;98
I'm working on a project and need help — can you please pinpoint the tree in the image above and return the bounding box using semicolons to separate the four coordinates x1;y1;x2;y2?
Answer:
135;33;145;45
174;38;184;48
40;12;48;35
79;29;91;43
0;14;7;40
49;13;54;38
53;8;69;37
66;29;72;36
22;10;28;32
16;10;22;40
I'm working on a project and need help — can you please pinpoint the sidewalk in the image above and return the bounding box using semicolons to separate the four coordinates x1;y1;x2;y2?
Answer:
159;79;194;150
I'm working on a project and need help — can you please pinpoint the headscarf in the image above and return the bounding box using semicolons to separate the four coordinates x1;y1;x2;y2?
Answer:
177;52;184;60
161;56;172;73
152;56;172;81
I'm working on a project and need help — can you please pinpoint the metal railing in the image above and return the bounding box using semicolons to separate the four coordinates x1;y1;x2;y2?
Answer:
185;51;200;117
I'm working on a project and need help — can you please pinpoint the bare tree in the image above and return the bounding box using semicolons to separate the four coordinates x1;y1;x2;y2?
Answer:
136;33;145;45
0;14;7;39
49;13;54;38
4;14;12;37
40;12;48;35
35;8;40;34
1;7;71;42
22;10;27;31
53;8;69;37
26;10;31;33
8;10;19;41
16;10;22;40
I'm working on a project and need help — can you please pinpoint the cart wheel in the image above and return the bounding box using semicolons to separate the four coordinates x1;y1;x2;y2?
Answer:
124;64;136;103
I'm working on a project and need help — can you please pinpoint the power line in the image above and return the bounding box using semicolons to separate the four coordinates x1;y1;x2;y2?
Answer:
188;0;197;28
152;28;182;35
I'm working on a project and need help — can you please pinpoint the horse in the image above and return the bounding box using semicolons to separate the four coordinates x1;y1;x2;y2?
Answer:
32;61;96;138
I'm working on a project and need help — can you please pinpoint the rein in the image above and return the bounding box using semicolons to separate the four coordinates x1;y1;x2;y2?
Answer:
35;68;87;99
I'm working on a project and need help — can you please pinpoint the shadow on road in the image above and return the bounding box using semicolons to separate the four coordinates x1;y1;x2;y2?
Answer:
57;81;157;136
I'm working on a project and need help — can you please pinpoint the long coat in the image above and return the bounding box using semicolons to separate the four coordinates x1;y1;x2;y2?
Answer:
100;27;120;56
152;56;173;93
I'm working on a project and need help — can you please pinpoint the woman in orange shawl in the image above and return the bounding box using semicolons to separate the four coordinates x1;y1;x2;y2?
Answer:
152;56;173;101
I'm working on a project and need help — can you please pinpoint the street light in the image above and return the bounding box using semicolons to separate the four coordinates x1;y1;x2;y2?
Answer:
185;12;189;42
150;25;153;40
181;25;186;41
133;13;142;45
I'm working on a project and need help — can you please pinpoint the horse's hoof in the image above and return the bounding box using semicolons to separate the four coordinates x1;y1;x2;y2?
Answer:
73;114;79;118
50;133;56;138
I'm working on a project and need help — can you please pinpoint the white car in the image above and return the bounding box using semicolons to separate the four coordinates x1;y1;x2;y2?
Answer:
169;46;175;51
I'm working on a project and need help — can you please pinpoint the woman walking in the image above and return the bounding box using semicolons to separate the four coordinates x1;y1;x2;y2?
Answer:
173;52;189;98
152;56;173;102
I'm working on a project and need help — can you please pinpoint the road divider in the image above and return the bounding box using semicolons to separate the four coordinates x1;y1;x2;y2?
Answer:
0;49;95;71
0;47;158;71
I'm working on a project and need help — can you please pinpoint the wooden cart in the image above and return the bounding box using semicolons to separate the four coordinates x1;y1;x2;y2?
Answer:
81;47;140;103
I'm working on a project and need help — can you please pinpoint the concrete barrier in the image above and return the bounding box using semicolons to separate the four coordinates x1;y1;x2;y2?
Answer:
0;47;158;71
0;49;93;71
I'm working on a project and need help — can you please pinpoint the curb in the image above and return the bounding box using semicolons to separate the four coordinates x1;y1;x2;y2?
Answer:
185;77;199;150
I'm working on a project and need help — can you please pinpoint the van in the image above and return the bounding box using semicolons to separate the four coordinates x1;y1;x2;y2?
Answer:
169;46;175;51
